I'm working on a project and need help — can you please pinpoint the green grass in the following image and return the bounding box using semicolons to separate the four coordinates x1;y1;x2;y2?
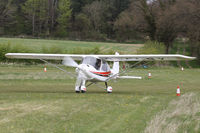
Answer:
0;64;200;133
0;38;143;54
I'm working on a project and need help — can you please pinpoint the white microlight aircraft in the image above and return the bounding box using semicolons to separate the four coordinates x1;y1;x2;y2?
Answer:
5;53;195;93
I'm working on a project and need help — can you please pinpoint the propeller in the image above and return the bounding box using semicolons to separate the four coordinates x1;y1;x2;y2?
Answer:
62;57;90;79
62;57;79;67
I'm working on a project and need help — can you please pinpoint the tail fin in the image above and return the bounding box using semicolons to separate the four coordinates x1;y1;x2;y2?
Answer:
112;52;119;75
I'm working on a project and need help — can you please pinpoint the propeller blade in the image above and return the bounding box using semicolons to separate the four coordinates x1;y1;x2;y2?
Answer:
62;57;90;78
62;57;78;67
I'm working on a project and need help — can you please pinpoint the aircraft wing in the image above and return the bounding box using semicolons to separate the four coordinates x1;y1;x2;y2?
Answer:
5;53;196;61
97;54;196;61
5;53;84;60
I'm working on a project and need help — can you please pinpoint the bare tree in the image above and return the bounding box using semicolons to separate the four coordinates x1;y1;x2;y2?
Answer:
170;0;200;58
83;1;106;33
155;0;179;53
115;0;179;53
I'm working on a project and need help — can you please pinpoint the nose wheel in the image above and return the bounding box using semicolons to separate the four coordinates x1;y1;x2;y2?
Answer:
75;86;86;93
75;79;87;93
75;86;80;93
75;82;112;93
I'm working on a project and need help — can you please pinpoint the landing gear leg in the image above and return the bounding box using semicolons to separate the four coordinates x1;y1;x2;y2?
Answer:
75;79;87;93
105;82;108;88
75;86;80;93
81;80;86;93
105;82;112;93
75;78;81;93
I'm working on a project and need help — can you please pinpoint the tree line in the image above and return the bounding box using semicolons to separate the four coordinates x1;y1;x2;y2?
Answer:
0;0;199;58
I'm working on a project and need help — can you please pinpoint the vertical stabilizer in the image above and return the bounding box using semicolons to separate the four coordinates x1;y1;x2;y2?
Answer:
112;52;119;75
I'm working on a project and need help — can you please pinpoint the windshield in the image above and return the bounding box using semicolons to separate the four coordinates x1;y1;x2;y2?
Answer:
82;57;101;70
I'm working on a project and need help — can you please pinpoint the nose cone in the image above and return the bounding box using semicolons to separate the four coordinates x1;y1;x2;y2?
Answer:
78;64;86;69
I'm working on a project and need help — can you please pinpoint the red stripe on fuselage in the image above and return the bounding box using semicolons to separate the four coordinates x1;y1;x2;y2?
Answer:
90;71;111;77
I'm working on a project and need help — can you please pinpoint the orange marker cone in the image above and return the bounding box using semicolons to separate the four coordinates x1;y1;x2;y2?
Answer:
176;86;181;96
148;72;152;79
44;66;47;72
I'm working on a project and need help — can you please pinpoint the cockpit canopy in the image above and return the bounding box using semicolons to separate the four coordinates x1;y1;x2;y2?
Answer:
82;56;110;71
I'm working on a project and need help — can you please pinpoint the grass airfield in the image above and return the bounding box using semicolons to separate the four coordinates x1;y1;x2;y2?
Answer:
0;64;200;133
0;38;143;54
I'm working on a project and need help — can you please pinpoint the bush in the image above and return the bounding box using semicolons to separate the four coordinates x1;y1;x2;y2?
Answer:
0;43;37;63
0;42;112;64
137;41;165;54
89;46;100;54
135;41;166;67
0;43;11;62
10;44;33;53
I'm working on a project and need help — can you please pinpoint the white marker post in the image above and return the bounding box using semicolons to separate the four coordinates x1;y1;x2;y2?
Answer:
148;72;151;79
44;66;47;72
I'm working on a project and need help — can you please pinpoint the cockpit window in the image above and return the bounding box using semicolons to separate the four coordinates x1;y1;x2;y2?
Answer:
95;59;101;70
101;61;110;71
82;57;101;70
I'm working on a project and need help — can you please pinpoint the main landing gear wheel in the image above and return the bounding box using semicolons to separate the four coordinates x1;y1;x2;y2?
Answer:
81;90;86;93
105;82;112;93
81;86;86;93
75;86;80;93
107;86;112;93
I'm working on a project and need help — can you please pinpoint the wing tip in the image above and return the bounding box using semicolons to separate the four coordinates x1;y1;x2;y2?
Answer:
5;53;11;58
180;55;196;60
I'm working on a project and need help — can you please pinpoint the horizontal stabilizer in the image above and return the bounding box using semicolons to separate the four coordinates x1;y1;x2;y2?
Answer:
117;76;142;79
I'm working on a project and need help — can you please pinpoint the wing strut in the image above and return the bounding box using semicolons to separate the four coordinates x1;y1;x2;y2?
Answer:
39;58;76;78
86;82;94;87
106;58;155;81
86;82;107;90
106;58;146;81
121;58;154;75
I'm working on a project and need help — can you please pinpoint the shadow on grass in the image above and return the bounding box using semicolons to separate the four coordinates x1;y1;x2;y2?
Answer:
0;89;172;96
